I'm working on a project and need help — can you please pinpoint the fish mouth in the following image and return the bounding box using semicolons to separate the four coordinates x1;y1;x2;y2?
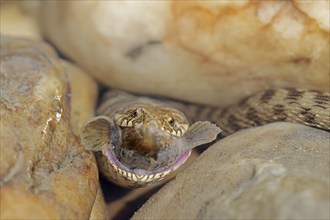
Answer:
105;146;191;184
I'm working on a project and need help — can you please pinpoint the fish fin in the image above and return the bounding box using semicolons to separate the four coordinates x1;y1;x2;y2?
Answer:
80;116;121;151
185;121;221;149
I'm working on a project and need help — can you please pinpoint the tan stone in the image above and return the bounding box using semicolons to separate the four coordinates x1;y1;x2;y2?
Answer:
0;36;104;219
90;187;108;220
0;1;41;39
63;60;98;137
133;123;330;219
40;1;329;107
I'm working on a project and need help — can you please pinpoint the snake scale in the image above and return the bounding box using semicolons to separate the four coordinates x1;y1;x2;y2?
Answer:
81;88;330;188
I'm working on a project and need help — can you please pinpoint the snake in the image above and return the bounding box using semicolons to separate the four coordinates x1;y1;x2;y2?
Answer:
81;88;330;188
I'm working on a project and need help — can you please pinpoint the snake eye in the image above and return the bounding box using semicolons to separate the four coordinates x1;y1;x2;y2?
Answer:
131;109;138;118
168;117;175;126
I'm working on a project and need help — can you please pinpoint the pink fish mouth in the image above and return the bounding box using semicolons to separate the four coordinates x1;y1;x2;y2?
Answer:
106;147;191;176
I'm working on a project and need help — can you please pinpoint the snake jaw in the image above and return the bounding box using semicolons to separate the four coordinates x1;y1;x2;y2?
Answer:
81;111;221;188
99;121;220;188
102;146;192;187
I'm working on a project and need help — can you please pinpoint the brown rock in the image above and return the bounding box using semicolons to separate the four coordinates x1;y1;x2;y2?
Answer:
40;1;329;107
0;36;104;219
133;123;330;219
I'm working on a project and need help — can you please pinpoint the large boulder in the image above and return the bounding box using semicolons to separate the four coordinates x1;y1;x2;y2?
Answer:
40;1;329;106
133;123;330;219
0;1;41;39
0;36;105;219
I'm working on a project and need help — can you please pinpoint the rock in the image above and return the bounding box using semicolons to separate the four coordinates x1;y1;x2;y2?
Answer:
63;60;98;137
90;187;108;220
133;123;330;219
40;1;329;107
0;1;41;39
0;36;105;219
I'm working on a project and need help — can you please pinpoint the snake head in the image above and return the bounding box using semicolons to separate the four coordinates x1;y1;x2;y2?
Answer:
113;105;190;137
81;115;221;188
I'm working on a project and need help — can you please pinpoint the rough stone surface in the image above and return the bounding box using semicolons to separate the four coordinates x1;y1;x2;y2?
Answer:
133;122;330;219
0;36;105;219
40;1;329;107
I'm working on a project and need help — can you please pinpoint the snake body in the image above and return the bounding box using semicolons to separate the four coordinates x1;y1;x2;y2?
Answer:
81;88;330;188
173;88;330;136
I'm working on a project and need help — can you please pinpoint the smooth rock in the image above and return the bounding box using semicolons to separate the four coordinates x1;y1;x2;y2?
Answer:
40;1;329;107
133;122;330;219
63;60;98;137
0;36;104;219
0;1;41;39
